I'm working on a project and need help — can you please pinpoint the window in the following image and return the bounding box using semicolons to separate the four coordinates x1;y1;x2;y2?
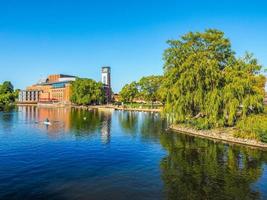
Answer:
103;76;106;84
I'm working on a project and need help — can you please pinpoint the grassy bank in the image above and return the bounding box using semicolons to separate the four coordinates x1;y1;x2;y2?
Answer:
169;124;267;149
115;102;163;110
233;112;267;143
232;106;267;143
170;106;267;146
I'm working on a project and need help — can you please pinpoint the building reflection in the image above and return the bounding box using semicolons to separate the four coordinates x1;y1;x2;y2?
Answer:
18;106;113;141
100;111;112;144
18;106;71;138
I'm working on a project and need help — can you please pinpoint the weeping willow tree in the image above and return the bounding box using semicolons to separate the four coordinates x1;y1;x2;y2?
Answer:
162;29;265;128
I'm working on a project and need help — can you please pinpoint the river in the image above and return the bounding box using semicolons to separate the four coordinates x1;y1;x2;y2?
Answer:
0;106;267;200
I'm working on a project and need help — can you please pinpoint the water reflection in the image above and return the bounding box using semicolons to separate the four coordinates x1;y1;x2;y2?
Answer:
1;107;267;199
0;108;17;132
140;112;165;141
117;111;165;141
100;110;112;144
118;111;139;136
160;132;267;200
18;106;112;140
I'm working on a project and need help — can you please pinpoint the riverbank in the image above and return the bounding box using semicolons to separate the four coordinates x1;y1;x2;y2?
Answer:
71;104;161;112
15;102;161;112
169;124;267;150
11;103;267;149
113;106;160;112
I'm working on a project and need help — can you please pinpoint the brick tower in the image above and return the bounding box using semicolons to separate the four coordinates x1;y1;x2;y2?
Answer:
101;66;111;103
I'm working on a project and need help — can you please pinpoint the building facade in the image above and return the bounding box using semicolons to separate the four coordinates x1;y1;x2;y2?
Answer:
18;90;40;103
18;67;112;104
18;74;76;104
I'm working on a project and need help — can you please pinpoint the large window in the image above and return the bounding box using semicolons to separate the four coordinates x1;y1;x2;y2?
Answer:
53;82;65;88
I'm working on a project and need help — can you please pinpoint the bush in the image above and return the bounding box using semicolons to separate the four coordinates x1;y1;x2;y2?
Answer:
186;118;212;130
234;115;267;143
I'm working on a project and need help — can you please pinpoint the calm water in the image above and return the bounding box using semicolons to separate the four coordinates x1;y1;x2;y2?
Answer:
0;106;267;200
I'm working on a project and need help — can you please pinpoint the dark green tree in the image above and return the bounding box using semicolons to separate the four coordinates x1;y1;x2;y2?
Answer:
138;75;162;107
0;81;14;94
0;81;17;109
71;78;105;105
119;81;139;103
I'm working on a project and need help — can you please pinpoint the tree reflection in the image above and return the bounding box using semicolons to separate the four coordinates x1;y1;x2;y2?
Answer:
118;111;139;136
160;133;267;200
0;106;17;132
70;109;104;136
140;112;165;141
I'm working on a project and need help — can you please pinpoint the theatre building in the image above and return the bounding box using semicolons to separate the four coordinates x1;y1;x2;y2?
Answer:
18;67;112;104
18;74;76;104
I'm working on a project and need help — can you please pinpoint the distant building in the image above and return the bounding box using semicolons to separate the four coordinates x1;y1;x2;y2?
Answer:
18;74;76;104
18;67;113;104
101;66;112;103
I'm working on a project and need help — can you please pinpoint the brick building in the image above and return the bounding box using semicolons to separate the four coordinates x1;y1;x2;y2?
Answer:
18;67;112;104
18;74;76;104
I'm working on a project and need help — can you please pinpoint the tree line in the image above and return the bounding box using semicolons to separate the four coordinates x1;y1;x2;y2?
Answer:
0;81;18;109
119;29;266;130
119;75;162;106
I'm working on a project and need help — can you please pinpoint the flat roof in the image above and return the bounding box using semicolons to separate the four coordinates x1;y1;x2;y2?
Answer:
36;80;74;86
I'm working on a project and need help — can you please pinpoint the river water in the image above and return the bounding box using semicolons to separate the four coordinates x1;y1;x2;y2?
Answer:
0;106;267;200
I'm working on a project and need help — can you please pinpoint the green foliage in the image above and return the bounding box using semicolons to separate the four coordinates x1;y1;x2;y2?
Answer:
0;81;16;109
234;114;267;143
0;93;15;104
119;75;162;105
119;81;138;103
0;81;14;94
187;118;212;130
162;29;265;128
138;75;162;104
71;78;105;105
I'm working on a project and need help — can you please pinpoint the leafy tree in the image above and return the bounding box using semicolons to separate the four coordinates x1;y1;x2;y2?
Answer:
71;78;105;105
162;29;265;127
138;75;162;106
0;81;14;94
119;81;139;103
0;81;17;109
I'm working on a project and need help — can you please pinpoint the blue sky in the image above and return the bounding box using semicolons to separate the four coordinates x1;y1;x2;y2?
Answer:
0;0;267;92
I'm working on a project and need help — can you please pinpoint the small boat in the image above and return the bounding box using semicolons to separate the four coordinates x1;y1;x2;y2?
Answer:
43;121;51;125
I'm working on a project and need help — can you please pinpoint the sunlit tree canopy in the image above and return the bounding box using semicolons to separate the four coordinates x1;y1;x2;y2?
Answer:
162;29;266;128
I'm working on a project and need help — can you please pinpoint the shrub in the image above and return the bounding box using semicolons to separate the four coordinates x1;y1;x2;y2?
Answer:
187;118;212;130
234;115;267;143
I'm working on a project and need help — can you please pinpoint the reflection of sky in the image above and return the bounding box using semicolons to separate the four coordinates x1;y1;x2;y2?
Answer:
1;107;267;199
0;107;166;199
253;164;267;199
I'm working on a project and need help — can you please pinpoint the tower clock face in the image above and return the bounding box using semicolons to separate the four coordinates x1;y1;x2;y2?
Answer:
103;68;108;73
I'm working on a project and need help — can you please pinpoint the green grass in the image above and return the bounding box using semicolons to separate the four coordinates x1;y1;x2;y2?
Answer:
234;114;267;143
